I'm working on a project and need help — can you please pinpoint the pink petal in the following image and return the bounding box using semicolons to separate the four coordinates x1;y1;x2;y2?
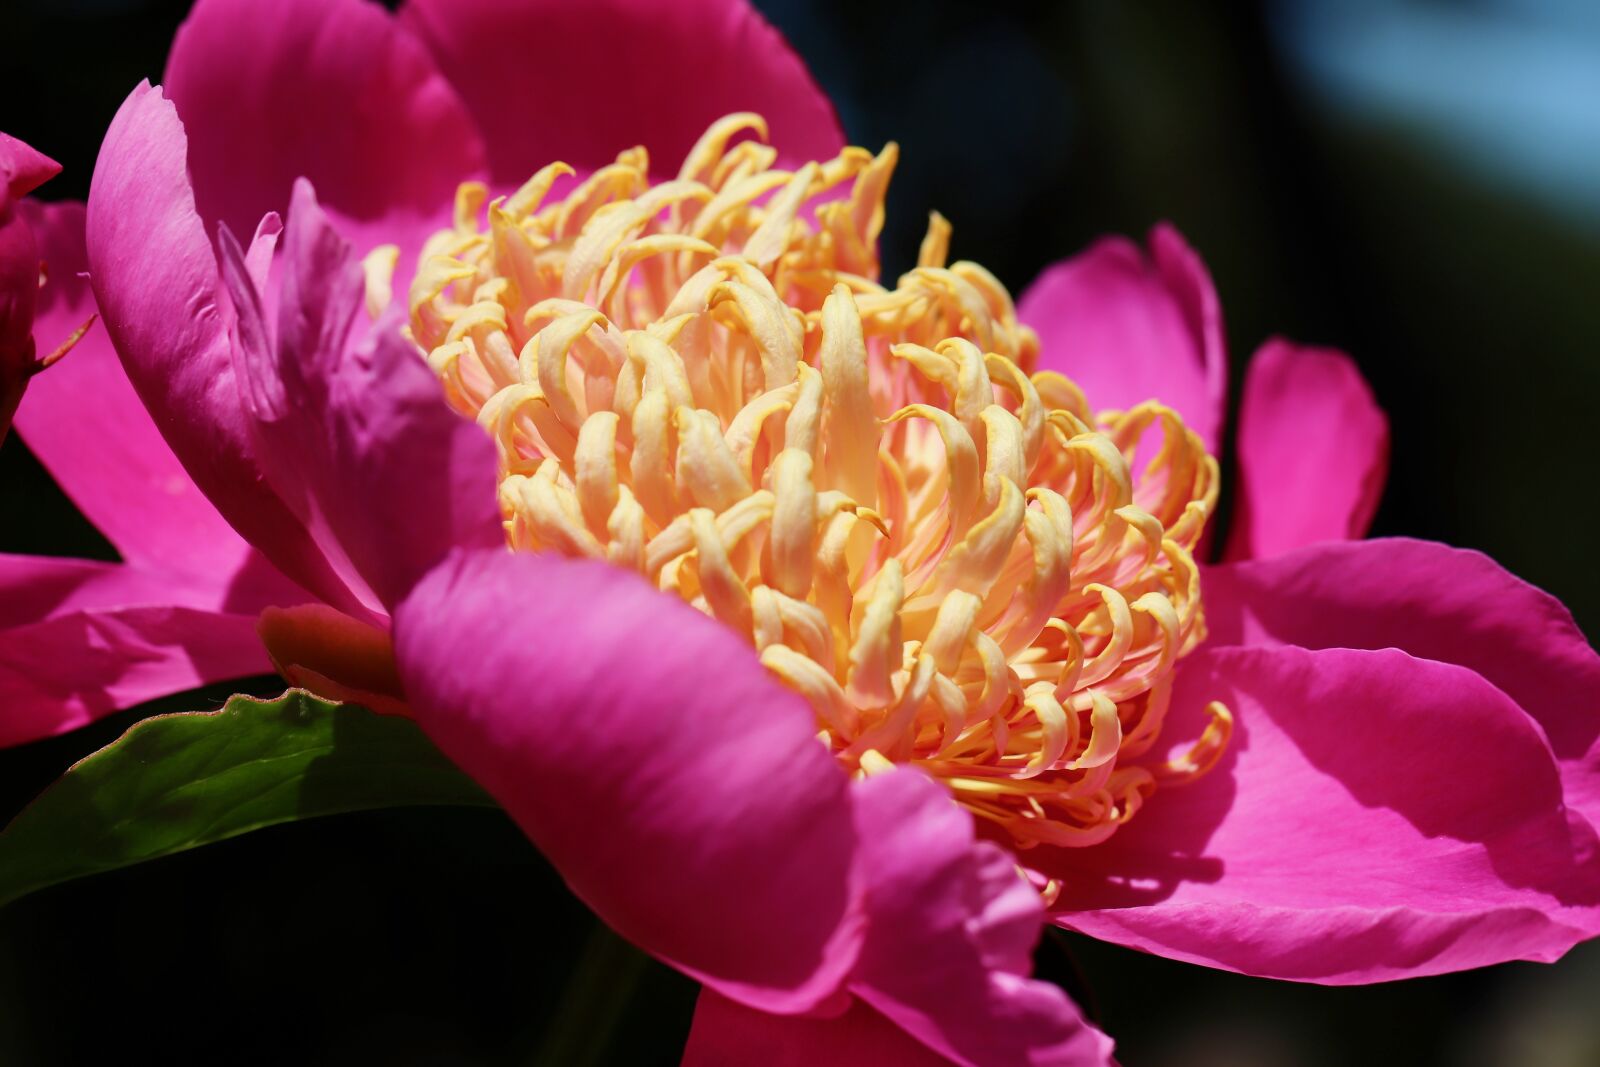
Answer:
0;552;278;630
1203;537;1600;822
0;179;39;379
397;0;844;182
162;0;485;248
13;200;291;592
0;604;271;748
219;181;502;611
1018;224;1226;449
392;548;864;1012
87;82;363;615
0;130;54;381
684;990;955;1067
1049;645;1600;983
846;770;1114;1066
1222;338;1389;560
0;131;59;199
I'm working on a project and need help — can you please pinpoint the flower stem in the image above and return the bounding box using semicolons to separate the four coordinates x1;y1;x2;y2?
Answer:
526;918;651;1067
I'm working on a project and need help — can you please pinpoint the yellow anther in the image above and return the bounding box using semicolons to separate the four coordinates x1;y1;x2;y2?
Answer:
408;114;1227;851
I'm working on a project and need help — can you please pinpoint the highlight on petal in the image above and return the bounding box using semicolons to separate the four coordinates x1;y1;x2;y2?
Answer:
1018;223;1226;448
86;81;366;615
0;604;271;748
163;0;485;245
1202;537;1600;819
397;0;844;182
1050;644;1600;983
393;548;864;1013
1223;338;1389;560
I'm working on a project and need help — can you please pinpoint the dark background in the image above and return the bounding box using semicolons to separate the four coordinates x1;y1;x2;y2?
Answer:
3;0;1599;1063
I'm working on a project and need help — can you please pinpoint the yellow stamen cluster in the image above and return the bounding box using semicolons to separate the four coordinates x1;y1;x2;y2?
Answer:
403;114;1231;849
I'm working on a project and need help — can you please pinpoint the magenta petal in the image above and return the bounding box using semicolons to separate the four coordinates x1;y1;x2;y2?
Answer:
0;550;300;746
397;0;844;182
0;187;39;382
220;181;502;611
87;82;360;613
0;553;268;630
1054;645;1600;982
0;130;54;376
1223;338;1389;560
684;990;955;1067
12;200;277;587
393;548;864;1011
1018;224;1226;448
162;0;485;245
0;132;59;200
0;604;271;748
846;771;1113;1066
1203;537;1600;821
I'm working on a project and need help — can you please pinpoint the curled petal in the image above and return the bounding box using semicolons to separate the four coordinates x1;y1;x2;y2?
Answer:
220;180;503;612
1223;338;1389;560
1051;645;1600;983
1203;537;1600;822
844;770;1114;1067
86;81;359;613
393;548;864;1012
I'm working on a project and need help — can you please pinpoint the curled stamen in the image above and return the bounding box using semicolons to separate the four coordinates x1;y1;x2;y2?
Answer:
408;117;1228;850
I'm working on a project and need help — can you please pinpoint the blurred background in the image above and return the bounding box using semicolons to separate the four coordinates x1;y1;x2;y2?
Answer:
3;0;1599;1063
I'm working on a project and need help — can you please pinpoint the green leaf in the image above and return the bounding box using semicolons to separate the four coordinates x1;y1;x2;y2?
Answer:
0;689;496;908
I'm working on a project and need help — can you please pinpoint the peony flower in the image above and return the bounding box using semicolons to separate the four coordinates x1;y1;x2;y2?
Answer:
11;0;1599;1062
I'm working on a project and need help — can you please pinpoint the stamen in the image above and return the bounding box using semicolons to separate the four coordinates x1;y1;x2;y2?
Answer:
405;117;1228;849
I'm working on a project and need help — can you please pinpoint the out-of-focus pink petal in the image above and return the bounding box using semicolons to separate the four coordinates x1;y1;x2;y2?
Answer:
845;770;1113;1066
87;82;362;615
220;181;502;611
13;200;290;593
0;605;271;748
1223;339;1389;560
397;0;844;182
0;132;59;199
162;0;485;248
684;990;955;1067
1018;224;1226;448
393;548;864;1012
1050;645;1600;983
1203;537;1600;819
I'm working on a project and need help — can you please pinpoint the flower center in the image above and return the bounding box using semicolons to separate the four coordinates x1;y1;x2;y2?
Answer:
401;114;1230;850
